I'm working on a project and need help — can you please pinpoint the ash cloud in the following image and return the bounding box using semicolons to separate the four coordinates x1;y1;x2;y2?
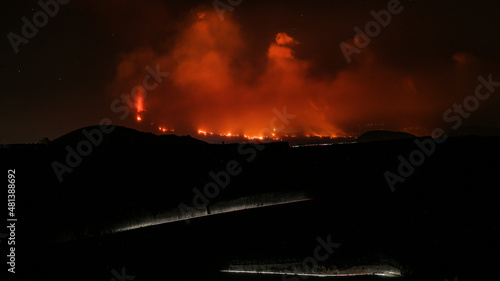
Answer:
105;3;500;136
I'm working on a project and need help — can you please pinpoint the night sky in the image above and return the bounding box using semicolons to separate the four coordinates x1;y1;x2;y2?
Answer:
2;0;500;144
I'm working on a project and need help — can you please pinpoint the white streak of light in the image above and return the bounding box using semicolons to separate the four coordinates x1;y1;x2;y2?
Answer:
220;269;401;277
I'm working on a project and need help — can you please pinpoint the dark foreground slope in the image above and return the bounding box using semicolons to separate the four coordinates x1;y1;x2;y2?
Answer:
2;126;500;281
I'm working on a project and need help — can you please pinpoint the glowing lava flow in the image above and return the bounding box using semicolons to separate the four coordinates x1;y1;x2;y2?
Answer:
135;88;144;122
197;130;213;136
198;130;279;141
197;129;337;141
158;127;174;133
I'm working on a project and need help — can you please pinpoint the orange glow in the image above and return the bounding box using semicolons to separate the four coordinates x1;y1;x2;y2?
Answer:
136;116;142;121
275;33;298;46
158;126;169;133
135;87;144;113
110;9;449;139
197;12;206;20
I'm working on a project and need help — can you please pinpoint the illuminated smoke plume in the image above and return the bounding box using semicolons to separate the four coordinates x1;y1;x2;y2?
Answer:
108;8;499;137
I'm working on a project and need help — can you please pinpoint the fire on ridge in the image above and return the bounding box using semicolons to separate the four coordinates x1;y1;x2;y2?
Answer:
113;9;473;140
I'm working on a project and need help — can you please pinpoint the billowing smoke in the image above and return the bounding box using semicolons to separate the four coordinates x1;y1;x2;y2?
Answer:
107;6;499;137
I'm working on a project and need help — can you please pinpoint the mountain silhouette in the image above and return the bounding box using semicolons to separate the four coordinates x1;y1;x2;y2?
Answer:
51;125;207;146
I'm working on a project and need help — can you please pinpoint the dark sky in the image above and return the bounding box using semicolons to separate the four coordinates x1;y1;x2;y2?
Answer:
1;0;500;143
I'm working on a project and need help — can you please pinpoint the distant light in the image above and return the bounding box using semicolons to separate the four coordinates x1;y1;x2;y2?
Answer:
220;270;399;277
374;271;402;277
110;195;312;233
221;265;402;278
